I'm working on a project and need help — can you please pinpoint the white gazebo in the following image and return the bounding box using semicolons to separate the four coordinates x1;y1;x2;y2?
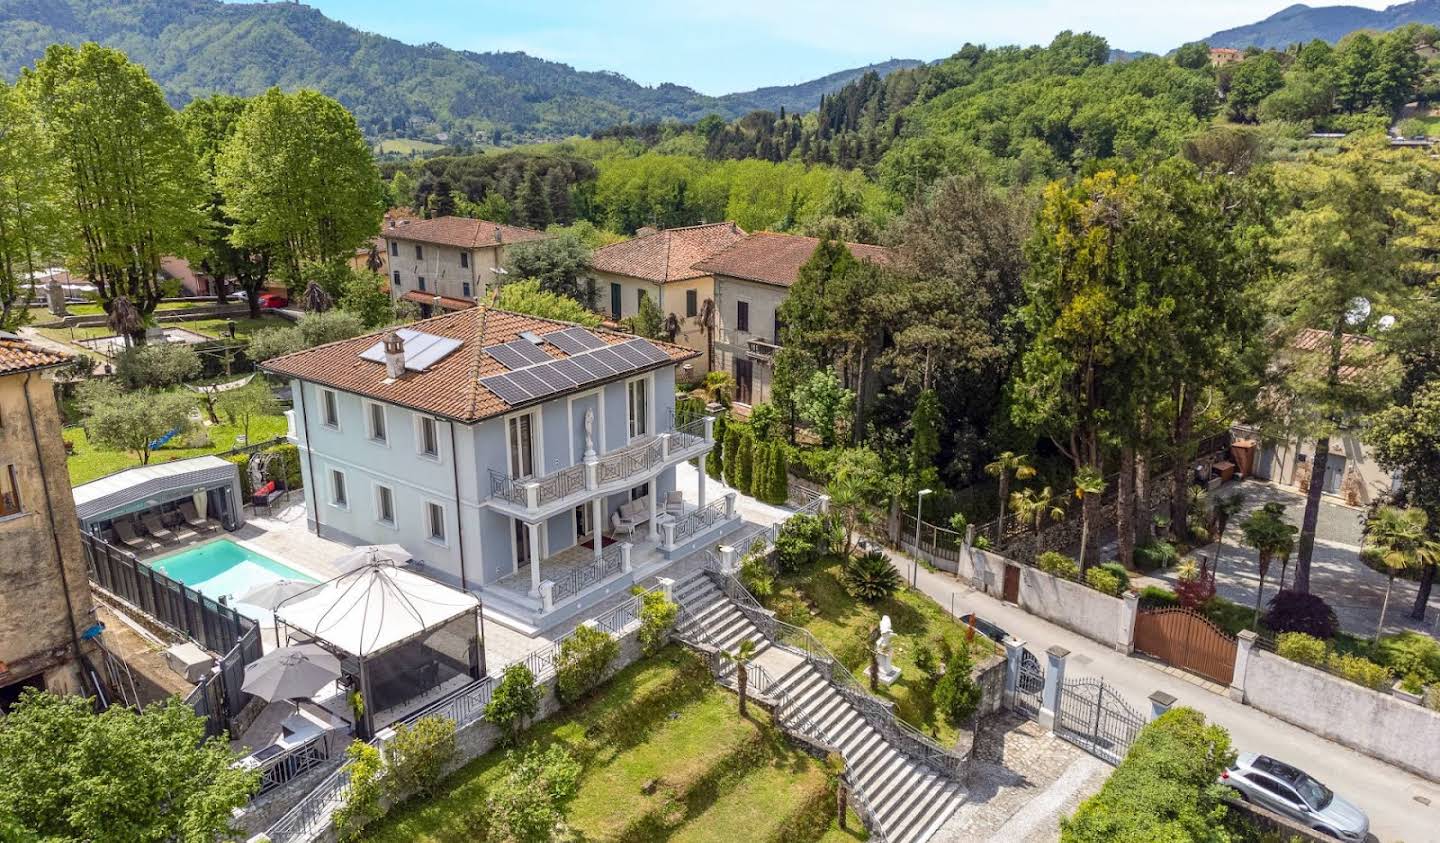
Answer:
274;562;484;737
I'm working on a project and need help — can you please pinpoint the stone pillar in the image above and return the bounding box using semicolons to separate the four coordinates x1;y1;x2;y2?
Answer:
661;432;672;459
647;490;660;541
662;521;675;549
585;460;599;491
698;463;707;508
527;522;541;597
46;280;67;317
724;492;736;520
1117;592;1139;654
621;542;633;573
719;544;737;574
1148;690;1176;722
657;576;675;601
1003;637;1026;700
1039;645;1068;732
703;415;715;443
591;498;605;560
540;581;554;613
1230;630;1257;702
818;494;831;515
525;482;540;511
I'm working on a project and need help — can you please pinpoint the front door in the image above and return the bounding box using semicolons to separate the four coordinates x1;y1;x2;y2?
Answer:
734;357;753;405
514;519;531;570
1002;563;1020;604
575;504;593;542
1324;455;1345;494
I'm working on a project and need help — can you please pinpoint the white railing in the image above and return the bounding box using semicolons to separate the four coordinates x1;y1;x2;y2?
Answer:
550;542;626;604
670;496;730;545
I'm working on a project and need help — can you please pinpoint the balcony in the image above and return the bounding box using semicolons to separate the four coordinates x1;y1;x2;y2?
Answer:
747;338;781;364
486;415;714;520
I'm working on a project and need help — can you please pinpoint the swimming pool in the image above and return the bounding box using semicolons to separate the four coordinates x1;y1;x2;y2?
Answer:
149;539;317;621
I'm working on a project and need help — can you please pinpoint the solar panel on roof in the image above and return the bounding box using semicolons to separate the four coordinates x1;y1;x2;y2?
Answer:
482;374;532;406
506;340;551;365
565;327;606;350
508;368;552;399
578;351;618;376
550;357;592;385
532;360;578;390
484;343;532;371
631;339;673;364
611;341;652;368
544;329;590;356
590;347;629;372
359;329;463;372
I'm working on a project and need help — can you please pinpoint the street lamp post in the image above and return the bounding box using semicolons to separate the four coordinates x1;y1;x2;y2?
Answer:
913;488;933;586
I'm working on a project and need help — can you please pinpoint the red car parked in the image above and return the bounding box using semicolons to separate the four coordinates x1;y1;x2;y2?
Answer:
257;293;289;309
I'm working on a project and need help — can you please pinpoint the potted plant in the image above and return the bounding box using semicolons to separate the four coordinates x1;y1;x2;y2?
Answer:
1394;673;1427;705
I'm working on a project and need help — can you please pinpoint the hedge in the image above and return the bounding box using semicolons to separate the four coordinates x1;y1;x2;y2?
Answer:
225;442;303;498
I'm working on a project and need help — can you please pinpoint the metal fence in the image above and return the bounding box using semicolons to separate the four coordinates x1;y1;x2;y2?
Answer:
550;542;625;604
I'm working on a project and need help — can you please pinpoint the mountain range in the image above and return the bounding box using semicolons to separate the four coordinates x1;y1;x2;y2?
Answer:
1205;0;1440;50
0;0;920;143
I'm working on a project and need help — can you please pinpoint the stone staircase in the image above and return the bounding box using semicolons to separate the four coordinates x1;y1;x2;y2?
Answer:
673;574;965;843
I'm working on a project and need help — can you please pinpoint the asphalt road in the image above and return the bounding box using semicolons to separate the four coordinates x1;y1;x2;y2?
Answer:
884;548;1440;843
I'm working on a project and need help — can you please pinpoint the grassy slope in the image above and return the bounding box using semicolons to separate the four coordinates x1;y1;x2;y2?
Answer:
361;647;865;843
63;414;288;485
770;557;1000;748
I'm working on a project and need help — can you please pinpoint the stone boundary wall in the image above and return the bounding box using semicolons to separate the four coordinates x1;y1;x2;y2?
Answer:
1240;648;1440;783
1015;564;1127;649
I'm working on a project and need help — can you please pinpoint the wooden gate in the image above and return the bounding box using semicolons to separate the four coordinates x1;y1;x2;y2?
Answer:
1134;608;1237;685
1002;564;1020;604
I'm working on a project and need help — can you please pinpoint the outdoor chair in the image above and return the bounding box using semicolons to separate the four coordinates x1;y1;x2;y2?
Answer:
178;501;220;533
664;490;685;518
113;519;159;552
609;511;636;539
164;511;198;542
141;513;178;544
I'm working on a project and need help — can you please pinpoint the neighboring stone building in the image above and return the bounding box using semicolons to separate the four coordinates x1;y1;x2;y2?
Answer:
1210;47;1244;66
382;216;548;316
694;232;892;405
0;333;101;710
590;222;747;376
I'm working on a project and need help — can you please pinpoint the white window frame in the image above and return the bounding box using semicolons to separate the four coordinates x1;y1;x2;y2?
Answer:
424;500;448;546
329;468;349;510
320;388;340;430
373;483;396;527
414;414;441;460
504;408;542;480
626;374;651;440
365;401;388;446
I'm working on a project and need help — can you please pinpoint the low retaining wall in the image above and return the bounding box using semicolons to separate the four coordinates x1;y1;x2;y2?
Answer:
1016;565;1126;649
1240;649;1440;782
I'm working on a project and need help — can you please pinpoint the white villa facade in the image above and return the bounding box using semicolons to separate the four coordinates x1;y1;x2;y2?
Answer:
263;308;739;632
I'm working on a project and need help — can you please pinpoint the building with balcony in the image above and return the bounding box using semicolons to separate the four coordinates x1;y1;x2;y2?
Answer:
590;222;748;375
695;232;892;405
262;307;738;633
382;216;549;316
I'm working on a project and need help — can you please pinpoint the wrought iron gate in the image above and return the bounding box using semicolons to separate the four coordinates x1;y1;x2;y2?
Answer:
1134;607;1237;685
1056;677;1144;765
1011;650;1044;718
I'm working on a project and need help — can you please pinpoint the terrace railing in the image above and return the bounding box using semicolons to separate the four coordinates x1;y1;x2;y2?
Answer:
550;542;626;604
669;496;730;545
596;437;665;486
253;733;333;796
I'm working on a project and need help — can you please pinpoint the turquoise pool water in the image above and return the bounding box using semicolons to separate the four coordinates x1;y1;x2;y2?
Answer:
150;539;316;619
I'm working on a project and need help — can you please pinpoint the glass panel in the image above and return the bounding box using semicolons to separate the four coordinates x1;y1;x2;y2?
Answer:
378;487;394;523
420;417;438;456
370;404;386;442
0;465;20;516
514;519;530;565
628;379;647;438
509;415;534;478
322;390;338;426
428;503;445;541
331;471;347;506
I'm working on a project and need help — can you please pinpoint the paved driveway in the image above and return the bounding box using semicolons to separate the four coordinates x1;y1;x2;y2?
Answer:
1148;480;1436;638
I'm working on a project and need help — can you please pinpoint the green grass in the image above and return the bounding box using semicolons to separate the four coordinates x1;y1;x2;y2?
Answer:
769;556;1000;749
63;413;288;485
361;647;864;843
61;301;214;317
376;138;445;155
35;315;288;355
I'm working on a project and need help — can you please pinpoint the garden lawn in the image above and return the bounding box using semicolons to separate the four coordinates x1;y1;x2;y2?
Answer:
63;414;288;485
34;315;288;356
361;647;864;843
770;556;1000;749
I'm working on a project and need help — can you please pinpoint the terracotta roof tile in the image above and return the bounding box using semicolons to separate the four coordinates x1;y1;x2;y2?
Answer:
590;222;747;283
1290;328;1379;384
400;290;476;311
693;232;893;288
261;308;697;423
0;333;70;375
381;216;549;249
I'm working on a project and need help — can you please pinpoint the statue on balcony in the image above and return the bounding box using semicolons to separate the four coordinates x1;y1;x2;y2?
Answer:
583;408;596;461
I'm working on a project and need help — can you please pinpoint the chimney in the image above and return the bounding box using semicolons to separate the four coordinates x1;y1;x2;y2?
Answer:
730;222;738;234
493;225;502;243
387;216;396;229
382;331;405;379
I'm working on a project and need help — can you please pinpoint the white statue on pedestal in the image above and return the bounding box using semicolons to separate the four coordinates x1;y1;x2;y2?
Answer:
871;614;902;686
583;408;596;461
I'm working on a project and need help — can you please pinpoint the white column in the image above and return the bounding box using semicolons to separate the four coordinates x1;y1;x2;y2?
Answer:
1148;690;1176;722
1230;630;1257;702
698;464;707;508
1039;645;1068;732
1117;592;1139;654
592;497;604;560
648;487;659;541
527;522;541;597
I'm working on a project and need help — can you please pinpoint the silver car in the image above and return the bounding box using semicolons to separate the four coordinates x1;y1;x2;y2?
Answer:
1221;753;1369;840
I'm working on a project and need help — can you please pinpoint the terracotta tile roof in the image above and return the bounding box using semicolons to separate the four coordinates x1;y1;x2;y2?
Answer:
400;290;476;311
381;216;548;249
1290;328;1379;384
693;232;893;288
0;332;70;375
590;222;747;283
261;308;698;423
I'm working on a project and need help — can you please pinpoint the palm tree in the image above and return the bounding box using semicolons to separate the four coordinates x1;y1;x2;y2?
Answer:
303;280;332;313
720;639;759;717
662;312;681;342
1011;486;1065;564
985;452;1036;545
1240;506;1297;625
1365;507;1440;641
106;295;143;347
698;297;718;372
364;243;384;274
1072;468;1106;573
1210;493;1246;574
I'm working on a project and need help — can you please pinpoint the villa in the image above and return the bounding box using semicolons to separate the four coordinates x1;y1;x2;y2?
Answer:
262;306;738;632
382;216;549;315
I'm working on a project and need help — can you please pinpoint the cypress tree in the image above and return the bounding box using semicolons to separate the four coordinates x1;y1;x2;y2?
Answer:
768;442;790;505
723;424;743;488
751;439;771;499
707;414;727;480
737;430;755;493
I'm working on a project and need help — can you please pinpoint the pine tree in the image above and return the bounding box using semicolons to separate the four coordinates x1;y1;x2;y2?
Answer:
707;415;727;480
516;167;551;229
751;439;771;499
544;167;573;224
723;425;743;488
737;431;756;493
768;443;790;505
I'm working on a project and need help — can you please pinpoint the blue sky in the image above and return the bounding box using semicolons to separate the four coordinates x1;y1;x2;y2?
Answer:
293;0;1393;95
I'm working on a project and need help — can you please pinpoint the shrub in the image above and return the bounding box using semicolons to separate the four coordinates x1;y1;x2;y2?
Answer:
487;744;582;843
933;647;981;725
1375;631;1440;685
706;414;726;480
1276;632;1327;667
739;553;775;599
722;424;743;488
1401;673;1427;695
638;590;679;655
555;624;619;704
762;441;790;504
842;551;902;603
1326;652;1392;691
1133;539;1178;572
1138;585;1179;609
114;343;201;390
774;513;829;573
973;534;992;551
247;325;307;362
297;309;364;347
1262;590;1339;640
1098;562;1130;593
381;715;457;801
913;642;940;686
484;663;542;746
1061;708;1235;843
1172;559;1216;609
1427;685;1440;711
332;741;383;841
736;430;755;491
265;443;303;489
1085;567;1123;597
1036;551;1079;581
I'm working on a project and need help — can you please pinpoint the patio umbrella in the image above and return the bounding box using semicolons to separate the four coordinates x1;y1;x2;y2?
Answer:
241;643;341;703
238;578;315;611
330;544;411;572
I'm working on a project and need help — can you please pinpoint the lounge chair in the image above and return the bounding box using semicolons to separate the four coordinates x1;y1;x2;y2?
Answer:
178;501;220;533
664;490;685;518
164;511;198;542
113;519;159;551
141;513;177;544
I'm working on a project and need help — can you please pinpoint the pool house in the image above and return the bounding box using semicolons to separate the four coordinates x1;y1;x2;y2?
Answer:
73;455;245;550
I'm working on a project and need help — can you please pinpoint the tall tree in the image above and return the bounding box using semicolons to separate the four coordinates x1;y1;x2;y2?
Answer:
1267;138;1440;593
984;452;1036;545
1365;506;1440;640
217;88;385;284
22;43;201;343
0;80;60;331
1366;379;1440;618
